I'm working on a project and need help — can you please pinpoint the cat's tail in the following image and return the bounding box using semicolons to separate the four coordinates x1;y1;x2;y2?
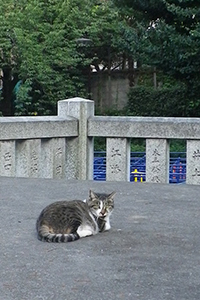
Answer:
37;225;80;243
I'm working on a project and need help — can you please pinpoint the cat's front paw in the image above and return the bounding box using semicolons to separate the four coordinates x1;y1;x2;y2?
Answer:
104;222;111;231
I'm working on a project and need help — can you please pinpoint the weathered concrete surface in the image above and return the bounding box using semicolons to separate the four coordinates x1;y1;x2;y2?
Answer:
0;177;200;300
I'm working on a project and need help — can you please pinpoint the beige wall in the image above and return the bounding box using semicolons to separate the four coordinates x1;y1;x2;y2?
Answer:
90;71;129;112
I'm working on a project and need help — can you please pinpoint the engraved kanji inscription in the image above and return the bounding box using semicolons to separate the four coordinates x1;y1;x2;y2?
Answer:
192;168;200;177
192;149;200;160
110;164;121;174
4;151;12;170
111;148;121;158
152;148;161;163
30;150;38;173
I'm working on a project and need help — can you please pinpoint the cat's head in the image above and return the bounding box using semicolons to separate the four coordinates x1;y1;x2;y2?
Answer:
87;190;115;218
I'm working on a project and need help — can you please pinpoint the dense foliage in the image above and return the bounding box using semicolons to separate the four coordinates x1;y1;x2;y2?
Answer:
0;0;120;115
126;85;188;117
1;0;200;117
114;0;200;116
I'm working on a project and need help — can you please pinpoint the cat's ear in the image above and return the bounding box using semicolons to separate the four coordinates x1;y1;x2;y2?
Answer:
108;191;116;200
89;189;97;200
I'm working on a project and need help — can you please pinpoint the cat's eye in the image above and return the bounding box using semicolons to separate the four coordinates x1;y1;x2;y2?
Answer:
95;204;101;209
92;201;101;209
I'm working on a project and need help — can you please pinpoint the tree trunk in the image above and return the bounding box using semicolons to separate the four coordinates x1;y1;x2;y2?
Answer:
153;67;157;89
1;67;18;116
128;57;134;87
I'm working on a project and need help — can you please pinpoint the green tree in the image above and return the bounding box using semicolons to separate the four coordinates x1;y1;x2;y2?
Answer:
0;0;125;116
0;0;78;115
0;0;19;115
114;0;200;116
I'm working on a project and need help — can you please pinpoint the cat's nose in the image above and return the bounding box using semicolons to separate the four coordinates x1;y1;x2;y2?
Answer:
101;209;106;215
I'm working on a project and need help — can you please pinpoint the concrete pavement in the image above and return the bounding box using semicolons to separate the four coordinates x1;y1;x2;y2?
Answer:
0;177;200;300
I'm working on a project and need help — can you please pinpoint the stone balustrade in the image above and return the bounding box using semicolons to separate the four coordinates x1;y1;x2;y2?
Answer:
1;97;200;184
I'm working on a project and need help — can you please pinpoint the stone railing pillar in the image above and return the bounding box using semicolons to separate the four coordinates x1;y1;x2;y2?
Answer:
186;140;200;185
106;138;130;181
0;141;15;177
146;139;169;183
15;139;41;178
58;98;94;180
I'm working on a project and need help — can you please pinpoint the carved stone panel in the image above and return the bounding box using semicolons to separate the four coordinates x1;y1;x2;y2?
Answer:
41;138;66;179
0;141;15;176
16;139;41;178
106;138;130;181
186;140;200;185
52;138;66;179
146;139;169;184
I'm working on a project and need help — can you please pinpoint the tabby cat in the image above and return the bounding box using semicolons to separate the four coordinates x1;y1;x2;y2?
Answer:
36;190;115;242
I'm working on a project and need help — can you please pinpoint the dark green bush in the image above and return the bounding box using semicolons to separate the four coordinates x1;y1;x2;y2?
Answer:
126;85;189;117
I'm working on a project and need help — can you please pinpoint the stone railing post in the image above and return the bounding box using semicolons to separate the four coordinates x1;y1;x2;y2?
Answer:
106;138;130;181
0;141;15;177
58;98;94;180
186;140;200;185
146;139;169;183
